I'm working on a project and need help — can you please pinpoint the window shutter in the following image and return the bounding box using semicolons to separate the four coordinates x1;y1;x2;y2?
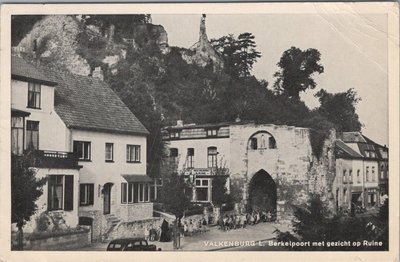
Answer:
79;184;85;205
89;184;94;205
64;175;74;211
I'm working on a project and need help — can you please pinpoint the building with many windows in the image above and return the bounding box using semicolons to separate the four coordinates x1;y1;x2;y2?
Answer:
334;132;388;212
11;56;152;240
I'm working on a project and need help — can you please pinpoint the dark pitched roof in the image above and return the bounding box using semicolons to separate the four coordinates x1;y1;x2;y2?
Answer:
339;132;367;143
11;56;57;86
335;140;364;159
12;56;148;135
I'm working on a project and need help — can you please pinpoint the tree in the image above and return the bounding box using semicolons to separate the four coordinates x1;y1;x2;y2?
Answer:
211;33;261;78
11;153;46;250
315;88;362;132
274;46;324;99
275;194;387;251
211;173;229;208
159;172;191;218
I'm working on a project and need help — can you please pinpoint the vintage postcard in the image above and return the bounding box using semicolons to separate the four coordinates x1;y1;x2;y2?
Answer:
0;2;398;262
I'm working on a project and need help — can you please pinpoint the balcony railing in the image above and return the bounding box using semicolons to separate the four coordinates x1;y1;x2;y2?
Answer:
26;150;80;169
183;167;229;177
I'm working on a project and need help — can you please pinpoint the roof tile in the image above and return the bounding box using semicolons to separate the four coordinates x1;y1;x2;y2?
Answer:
12;56;148;135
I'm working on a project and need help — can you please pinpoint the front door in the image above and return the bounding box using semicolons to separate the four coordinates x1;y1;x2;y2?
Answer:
103;183;112;214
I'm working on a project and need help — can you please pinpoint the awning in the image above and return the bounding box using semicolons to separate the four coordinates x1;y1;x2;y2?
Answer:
11;108;31;117
122;174;153;183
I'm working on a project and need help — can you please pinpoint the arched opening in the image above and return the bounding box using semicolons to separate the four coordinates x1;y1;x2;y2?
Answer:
247;131;277;150
248;170;277;217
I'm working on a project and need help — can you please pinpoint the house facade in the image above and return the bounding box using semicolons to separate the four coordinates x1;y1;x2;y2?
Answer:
334;132;388;212
162;120;335;219
11;56;153;241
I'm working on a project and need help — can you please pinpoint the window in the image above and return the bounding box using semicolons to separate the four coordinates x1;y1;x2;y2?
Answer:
48;175;74;211
80;184;94;206
187;148;194;168
121;182;151;204
269;137;277;149
250;138;258;150
139;184;144;202
357;170;361;183
206;129;218;137
105;143;114;162
121;183;127;204
127;145;141;162
207;147;218;168
170;148;178;157
380;164;385;179
11;117;24;155
349;170;353;183
73;141;91;161
169;131;180;139
372;166;375;181
26;120;39;150
27;82;41;108
343;188;347;203
195;179;209;202
366;167;369;182
343;170;347;183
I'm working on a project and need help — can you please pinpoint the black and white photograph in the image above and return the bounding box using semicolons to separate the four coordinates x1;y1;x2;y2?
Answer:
1;2;399;260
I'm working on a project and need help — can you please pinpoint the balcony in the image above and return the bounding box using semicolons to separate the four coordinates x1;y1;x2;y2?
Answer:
183;167;229;177
27;150;80;169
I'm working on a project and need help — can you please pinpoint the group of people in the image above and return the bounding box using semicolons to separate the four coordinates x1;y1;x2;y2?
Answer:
218;210;275;231
143;216;209;243
181;217;208;237
142;219;171;242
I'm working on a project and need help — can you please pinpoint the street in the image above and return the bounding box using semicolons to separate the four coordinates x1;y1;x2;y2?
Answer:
76;220;292;251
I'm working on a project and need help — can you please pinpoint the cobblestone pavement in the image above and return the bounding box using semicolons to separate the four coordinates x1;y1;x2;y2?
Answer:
76;221;292;251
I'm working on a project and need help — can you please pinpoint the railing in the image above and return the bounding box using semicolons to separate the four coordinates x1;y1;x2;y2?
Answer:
183;167;229;176
27;150;79;169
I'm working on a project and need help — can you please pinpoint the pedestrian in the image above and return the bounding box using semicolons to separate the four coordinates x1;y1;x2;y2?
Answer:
188;219;194;236
183;221;188;237
160;219;169;242
144;225;150;241
250;213;255;225
223;215;228;231
149;225;157;241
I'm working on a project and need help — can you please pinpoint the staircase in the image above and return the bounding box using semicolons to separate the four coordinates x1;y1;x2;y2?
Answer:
102;214;122;242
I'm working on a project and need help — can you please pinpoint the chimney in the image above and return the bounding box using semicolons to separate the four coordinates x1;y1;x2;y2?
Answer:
92;67;104;81
177;120;184;127
235;115;241;123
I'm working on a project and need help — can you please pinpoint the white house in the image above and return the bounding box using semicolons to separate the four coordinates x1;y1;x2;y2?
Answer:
11;56;153;241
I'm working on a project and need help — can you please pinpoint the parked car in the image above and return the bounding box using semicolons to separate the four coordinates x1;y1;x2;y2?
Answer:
106;238;161;251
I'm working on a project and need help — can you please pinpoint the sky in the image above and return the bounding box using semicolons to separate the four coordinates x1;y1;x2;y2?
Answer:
152;13;388;146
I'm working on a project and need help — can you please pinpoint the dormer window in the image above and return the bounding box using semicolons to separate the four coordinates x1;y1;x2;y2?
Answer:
27;82;41;109
169;131;180;139
206;129;218;137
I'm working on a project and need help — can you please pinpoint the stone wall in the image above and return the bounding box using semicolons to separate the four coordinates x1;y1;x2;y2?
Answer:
309;129;337;211
117;203;154;222
21;229;91;250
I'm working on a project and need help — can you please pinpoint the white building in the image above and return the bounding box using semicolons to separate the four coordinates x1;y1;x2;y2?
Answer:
11;56;153;241
334;132;388;212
